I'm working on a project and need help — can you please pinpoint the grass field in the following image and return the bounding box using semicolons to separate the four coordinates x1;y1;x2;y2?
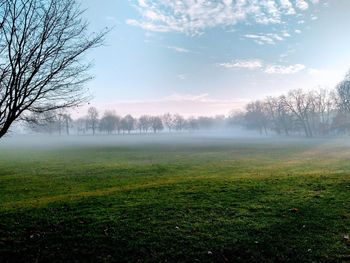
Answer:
0;135;349;262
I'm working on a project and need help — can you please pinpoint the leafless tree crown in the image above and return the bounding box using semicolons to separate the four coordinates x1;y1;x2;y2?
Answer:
0;0;107;137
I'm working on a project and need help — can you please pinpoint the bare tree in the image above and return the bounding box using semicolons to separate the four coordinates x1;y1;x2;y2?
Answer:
265;96;292;136
244;100;269;134
26;110;59;134
99;110;118;134
308;89;336;136
282;90;314;137
87;107;99;135
197;116;215;130
173;114;185;131
162;113;174;132
336;72;350;113
115;115;122;134
75;117;87;135
150;116;163;133
138;115;151;133
121;114;135;134
62;114;72;135
55;109;71;135
0;0;107;138
187;117;199;131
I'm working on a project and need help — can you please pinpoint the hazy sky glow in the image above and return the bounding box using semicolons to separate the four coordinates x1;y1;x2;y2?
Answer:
76;0;350;117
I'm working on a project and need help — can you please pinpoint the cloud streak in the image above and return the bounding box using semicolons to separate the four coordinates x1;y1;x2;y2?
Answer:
75;94;248;118
218;59;306;74
265;64;306;74
244;32;287;45
166;46;190;53
218;59;263;69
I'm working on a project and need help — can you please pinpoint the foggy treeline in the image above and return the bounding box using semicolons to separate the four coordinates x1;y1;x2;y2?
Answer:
239;72;350;137
27;109;233;135
26;72;350;138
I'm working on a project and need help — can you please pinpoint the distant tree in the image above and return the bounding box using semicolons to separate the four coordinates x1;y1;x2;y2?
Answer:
99;111;118;134
282;90;313;137
197;116;214;130
187;117;199;131
264;96;292;136
115;115;122;134
121;115;135;134
135;119;142;134
214;115;226;129
162;113;174;132
336;72;350;113
0;0;107;138
334;72;350;133
138;115;151;133
26;108;74;135
87;107;99;135
227;111;246;128
26;110;59;134
62;114;72;135
244;100;269;134
232;86;343;137
150;116;164;133
308;89;336;136
55;110;72;135
75;117;88;135
173;114;186;131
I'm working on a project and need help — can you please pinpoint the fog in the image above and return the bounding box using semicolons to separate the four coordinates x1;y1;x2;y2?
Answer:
1;130;346;152
0;130;254;149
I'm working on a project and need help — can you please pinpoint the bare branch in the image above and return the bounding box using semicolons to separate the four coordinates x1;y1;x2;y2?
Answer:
0;0;108;138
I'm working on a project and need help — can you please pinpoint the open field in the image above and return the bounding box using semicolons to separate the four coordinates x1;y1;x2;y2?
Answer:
0;135;349;262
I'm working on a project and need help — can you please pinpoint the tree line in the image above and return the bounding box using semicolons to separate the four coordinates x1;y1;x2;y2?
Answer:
236;72;350;137
27;72;350;138
27;109;232;135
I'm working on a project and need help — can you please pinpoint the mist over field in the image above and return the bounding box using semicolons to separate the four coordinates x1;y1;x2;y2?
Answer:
0;131;339;151
1;132;350;262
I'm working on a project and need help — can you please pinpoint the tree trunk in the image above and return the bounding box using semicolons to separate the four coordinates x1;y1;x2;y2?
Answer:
66;120;69;135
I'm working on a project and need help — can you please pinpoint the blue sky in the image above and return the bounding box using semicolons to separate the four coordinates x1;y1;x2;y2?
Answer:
77;0;350;117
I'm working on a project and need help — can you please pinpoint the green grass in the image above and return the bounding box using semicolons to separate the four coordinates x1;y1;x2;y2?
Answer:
0;135;349;262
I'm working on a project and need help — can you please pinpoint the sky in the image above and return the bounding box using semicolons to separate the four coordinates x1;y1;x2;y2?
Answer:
75;0;350;117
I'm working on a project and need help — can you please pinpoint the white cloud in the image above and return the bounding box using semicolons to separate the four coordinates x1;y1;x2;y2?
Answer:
254;0;282;24
167;46;190;53
126;19;171;32
127;0;320;35
295;29;302;34
296;0;309;10
282;31;291;37
138;0;147;8
218;59;263;69
244;33;285;45
278;48;296;61
219;59;306;75
164;93;210;101
265;64;306;74
280;0;296;15
177;74;187;80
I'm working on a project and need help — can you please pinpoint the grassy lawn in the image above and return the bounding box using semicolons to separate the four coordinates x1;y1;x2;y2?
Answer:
0;135;349;262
